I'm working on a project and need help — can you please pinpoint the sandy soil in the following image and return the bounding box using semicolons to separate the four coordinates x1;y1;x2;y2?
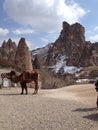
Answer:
42;84;97;106
0;83;98;130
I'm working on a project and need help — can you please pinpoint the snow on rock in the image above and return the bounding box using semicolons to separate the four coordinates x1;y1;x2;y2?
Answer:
32;43;53;56
51;56;81;74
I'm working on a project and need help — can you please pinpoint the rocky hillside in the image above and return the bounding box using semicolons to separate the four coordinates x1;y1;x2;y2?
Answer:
32;22;98;67
31;21;98;88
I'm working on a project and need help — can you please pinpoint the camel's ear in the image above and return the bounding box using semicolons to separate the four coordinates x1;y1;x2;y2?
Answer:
10;71;16;76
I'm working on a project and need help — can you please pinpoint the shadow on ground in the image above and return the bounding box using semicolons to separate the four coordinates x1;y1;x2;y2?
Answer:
83;113;98;121
72;107;98;112
0;93;21;96
73;107;98;121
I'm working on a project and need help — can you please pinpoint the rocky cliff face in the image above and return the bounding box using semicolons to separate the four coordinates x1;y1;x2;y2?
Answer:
45;22;98;68
45;22;85;66
45;22;94;67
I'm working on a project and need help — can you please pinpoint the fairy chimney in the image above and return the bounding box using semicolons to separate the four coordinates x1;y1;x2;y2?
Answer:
15;38;33;72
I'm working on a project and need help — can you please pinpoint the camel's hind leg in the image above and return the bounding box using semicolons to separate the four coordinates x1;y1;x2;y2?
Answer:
33;80;39;94
24;83;28;94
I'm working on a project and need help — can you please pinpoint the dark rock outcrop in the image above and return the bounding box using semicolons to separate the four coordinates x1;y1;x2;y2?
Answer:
32;55;40;70
46;22;86;67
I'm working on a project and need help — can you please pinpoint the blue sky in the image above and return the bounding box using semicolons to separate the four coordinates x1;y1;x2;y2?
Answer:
0;0;98;50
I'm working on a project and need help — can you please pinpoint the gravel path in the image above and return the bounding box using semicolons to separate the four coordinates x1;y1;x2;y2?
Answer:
0;85;98;130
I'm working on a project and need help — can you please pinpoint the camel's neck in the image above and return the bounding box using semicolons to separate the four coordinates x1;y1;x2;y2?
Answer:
11;75;20;83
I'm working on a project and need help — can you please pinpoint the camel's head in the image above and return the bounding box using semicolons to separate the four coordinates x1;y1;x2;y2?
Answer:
6;71;16;81
6;70;20;83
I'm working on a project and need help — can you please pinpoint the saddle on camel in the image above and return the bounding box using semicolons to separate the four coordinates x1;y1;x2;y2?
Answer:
6;70;39;95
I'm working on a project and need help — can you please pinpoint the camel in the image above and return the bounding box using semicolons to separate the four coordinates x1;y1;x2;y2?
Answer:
6;70;39;95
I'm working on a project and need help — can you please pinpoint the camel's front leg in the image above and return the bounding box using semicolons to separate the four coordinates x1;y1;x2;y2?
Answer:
33;80;39;94
24;83;28;94
20;82;24;94
20;82;28;94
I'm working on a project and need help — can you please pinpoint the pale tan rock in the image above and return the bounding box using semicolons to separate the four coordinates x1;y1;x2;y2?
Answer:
15;38;33;72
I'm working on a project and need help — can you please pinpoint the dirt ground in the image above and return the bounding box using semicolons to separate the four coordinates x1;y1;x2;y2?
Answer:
0;68;98;130
0;83;98;130
42;83;97;106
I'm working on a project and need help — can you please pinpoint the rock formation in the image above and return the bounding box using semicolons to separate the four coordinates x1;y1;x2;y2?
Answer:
45;22;98;67
46;22;86;66
0;38;17;67
15;38;33;72
31;21;98;88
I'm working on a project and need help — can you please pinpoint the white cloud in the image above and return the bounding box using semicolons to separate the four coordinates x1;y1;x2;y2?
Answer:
94;26;98;31
13;29;34;35
89;35;98;42
3;0;87;32
41;37;49;44
0;28;9;37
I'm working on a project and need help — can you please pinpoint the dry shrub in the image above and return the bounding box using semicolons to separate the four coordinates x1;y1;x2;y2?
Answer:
40;68;75;89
